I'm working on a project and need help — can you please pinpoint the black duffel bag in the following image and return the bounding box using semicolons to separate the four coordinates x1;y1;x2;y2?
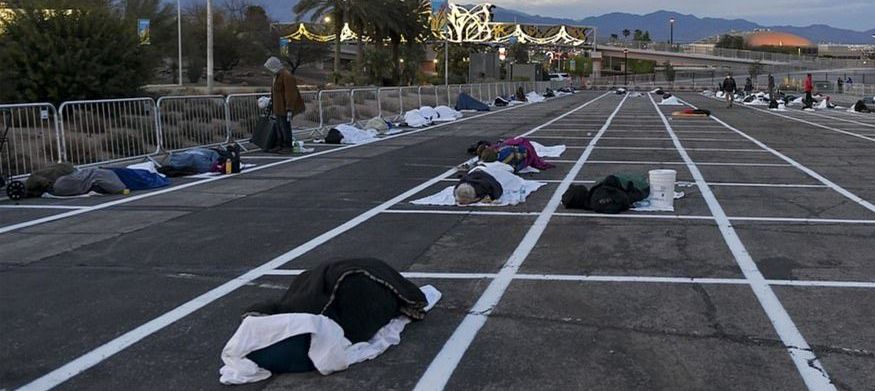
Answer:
252;111;292;152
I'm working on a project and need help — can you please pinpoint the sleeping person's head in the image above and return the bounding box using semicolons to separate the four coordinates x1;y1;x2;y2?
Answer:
454;183;481;204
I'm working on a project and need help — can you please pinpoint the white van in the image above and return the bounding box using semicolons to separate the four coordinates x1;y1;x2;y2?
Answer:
549;73;570;81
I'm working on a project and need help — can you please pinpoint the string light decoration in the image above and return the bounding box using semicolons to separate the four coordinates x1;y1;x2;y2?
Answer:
281;3;593;47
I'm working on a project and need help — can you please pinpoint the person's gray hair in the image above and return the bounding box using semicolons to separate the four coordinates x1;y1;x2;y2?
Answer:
454;183;479;205
264;56;284;74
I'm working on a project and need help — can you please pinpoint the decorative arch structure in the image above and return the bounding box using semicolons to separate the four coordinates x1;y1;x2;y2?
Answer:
282;3;594;47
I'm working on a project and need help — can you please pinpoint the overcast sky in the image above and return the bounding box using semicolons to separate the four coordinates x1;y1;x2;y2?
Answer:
487;0;875;32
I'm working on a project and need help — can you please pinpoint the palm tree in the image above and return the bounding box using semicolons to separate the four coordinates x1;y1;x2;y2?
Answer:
293;0;345;83
622;29;630;41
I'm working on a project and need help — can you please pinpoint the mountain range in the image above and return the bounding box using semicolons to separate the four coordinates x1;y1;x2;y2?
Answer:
166;1;875;44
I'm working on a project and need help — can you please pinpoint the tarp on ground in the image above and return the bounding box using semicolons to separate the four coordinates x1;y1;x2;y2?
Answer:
455;93;489;112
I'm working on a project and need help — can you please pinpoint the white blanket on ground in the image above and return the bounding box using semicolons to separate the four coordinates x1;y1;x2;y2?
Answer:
403;109;431;127
418;106;438;120
434;106;462;121
631;191;685;212
411;162;546;206
526;92;545;103
659;96;682;105
219;285;442;385
530;141;565;158
334;124;379;144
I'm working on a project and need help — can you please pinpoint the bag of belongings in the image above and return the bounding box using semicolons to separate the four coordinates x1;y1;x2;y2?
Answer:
854;100;872;113
768;99;779;109
494;96;509;107
544;88;556;98
561;174;649;214
252;109;293;152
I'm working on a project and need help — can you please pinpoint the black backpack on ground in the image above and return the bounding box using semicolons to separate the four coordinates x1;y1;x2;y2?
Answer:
854;100;872;113
768;99;779;109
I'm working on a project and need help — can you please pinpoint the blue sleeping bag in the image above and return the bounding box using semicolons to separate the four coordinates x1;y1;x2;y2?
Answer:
107;168;171;190
455;92;490;112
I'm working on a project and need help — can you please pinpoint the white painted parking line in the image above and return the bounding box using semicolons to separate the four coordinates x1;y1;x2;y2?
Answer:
0;97;570;236
589;146;764;152
561;160;791;167
13;93;614;391
414;95;630;391
678;97;875;215
741;105;875;143
0;205;88;210
261;270;875;289
382;210;541;217
384;209;875;225
649;94;836;391
706;182;828;188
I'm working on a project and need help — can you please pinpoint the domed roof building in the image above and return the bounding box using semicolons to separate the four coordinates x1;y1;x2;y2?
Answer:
743;31;817;54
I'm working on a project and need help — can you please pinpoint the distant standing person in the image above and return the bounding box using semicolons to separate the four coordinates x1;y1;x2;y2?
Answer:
804;73;814;106
743;77;753;94
722;74;737;108
837;77;844;93
767;73;775;98
264;56;305;149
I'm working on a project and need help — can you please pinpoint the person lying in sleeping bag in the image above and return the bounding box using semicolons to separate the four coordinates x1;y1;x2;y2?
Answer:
478;144;529;172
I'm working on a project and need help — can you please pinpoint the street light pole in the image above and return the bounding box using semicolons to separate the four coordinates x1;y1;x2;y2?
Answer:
177;0;182;86
206;0;214;93
669;17;675;48
623;48;628;85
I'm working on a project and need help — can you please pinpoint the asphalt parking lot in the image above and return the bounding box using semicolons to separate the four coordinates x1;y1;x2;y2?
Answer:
2;90;873;391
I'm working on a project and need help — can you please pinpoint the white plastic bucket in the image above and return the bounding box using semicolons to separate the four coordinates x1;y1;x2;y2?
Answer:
648;169;677;210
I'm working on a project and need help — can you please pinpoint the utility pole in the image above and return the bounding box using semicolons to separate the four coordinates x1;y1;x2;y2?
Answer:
206;0;214;93
623;48;628;85
444;40;449;86
177;0;183;86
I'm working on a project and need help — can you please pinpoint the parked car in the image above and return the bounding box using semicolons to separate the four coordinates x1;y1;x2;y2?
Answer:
548;72;570;81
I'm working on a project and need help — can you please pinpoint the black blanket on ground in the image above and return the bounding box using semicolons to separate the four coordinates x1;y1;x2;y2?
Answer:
562;174;650;214
245;258;427;344
457;170;503;201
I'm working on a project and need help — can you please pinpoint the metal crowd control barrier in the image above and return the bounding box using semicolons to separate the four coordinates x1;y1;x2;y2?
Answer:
419;85;439;108
157;95;229;152
59;98;159;167
318;89;354;128
4;81;594;178
225;93;268;144
399;86;419;115
351;88;380;123
379;87;404;119
0;103;62;178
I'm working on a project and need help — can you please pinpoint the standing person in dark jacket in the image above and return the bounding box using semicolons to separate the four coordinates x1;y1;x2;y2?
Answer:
264;56;305;148
767;74;776;98
837;77;844;93
804;73;814;107
743;77;753;94
722;74;737;108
